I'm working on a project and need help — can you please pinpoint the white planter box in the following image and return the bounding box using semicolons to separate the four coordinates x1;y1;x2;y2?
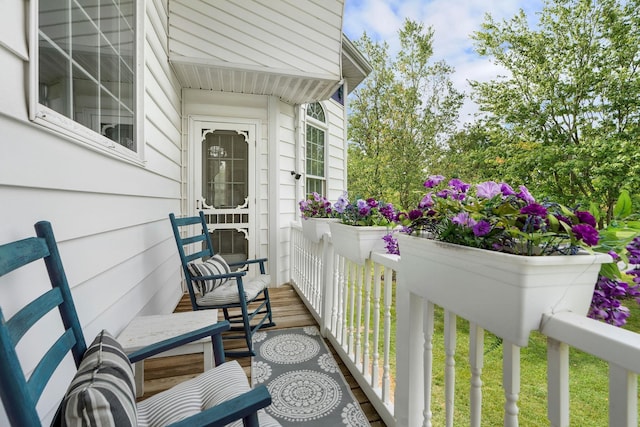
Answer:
301;218;339;243
397;233;612;346
328;222;390;265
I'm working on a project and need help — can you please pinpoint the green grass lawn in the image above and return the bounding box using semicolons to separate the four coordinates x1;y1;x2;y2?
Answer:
359;280;640;426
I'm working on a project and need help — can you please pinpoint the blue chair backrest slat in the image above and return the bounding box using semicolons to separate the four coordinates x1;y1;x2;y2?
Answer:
27;329;77;405
171;216;203;226
0;221;87;427
185;250;211;264
182;234;208;246
0;237;49;276
6;287;63;344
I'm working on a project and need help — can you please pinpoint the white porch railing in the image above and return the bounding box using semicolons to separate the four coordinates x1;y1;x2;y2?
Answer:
289;223;640;427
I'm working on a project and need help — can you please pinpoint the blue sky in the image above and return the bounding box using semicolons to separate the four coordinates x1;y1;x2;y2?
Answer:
343;0;544;125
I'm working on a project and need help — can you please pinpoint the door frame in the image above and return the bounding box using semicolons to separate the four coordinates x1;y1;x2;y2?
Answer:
187;115;262;261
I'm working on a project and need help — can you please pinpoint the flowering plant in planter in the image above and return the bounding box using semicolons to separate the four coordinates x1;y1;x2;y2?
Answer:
298;192;335;219
587;190;640;326
396;175;600;256
333;192;397;227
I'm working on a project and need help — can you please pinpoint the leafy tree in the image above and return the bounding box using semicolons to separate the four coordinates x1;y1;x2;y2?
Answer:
470;0;640;223
348;20;464;209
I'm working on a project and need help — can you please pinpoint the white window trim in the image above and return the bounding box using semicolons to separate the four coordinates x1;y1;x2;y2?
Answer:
27;0;146;166
305;102;328;193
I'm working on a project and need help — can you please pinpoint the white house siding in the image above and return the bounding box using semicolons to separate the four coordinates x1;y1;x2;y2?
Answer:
0;1;183;423
168;0;342;80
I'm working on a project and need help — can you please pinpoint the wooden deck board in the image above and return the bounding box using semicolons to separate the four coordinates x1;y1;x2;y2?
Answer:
139;283;387;426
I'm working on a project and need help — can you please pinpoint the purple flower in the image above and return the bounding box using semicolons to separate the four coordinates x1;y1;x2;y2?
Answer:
451;212;476;227
571;224;599;246
473;220;491;237
520;203;548;217
608;250;620;261
408;209;423;221
449;178;471;193
366;198;379;208
379;203;397;221
575;211;597;227
517;185;535;204
500;183;516;197
424;175;445;188
476;181;501;199
334;192;348;213
419;193;434;208
383;233;399;255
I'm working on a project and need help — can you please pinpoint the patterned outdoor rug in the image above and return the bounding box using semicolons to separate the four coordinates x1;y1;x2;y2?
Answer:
251;326;370;426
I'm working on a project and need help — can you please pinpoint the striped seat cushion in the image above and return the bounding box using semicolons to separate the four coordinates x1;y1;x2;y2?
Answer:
136;360;281;427
188;254;231;295
197;274;270;306
61;330;136;427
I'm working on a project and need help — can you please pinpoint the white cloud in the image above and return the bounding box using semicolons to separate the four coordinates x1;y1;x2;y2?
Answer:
344;0;544;126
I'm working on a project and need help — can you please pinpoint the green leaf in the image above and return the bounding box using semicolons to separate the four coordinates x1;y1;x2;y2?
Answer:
613;190;632;219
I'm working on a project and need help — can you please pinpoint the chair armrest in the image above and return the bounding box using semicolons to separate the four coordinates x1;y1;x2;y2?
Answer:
166;385;272;427
192;271;247;281
127;320;230;364
227;257;267;268
228;258;268;274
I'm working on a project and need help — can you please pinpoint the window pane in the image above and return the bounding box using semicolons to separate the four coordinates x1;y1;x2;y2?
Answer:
40;0;70;54
38;0;136;153
71;3;99;81
39;38;71;117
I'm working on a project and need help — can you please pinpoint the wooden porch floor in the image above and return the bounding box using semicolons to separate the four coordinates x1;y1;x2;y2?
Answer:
139;283;387;426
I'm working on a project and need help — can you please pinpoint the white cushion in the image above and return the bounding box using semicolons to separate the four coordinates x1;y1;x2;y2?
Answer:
197;275;270;306
136;360;280;427
188;254;231;295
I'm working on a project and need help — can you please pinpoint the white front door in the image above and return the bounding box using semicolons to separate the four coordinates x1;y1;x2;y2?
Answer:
189;118;258;265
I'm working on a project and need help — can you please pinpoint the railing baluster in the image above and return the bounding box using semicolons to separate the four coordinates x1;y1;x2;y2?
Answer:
444;310;457;427
348;261;356;355
355;264;363;364
372;263;382;389
547;337;568;427
362;260;372;377
503;342;520;427
423;300;434;427
382;266;393;404
335;255;345;344
609;363;638;426
341;257;350;348
469;323;484;427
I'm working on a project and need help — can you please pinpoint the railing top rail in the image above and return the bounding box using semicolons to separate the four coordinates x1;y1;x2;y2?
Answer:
541;311;640;373
371;252;400;270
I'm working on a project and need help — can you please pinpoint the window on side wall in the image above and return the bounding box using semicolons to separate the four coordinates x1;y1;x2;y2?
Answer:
305;102;327;195
34;0;139;158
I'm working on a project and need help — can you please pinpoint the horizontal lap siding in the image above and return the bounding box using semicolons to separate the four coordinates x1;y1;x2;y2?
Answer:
169;0;342;78
0;1;182;424
325;99;347;201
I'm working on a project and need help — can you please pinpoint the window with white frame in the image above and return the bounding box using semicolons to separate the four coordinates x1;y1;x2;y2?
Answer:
36;0;137;153
305;102;327;195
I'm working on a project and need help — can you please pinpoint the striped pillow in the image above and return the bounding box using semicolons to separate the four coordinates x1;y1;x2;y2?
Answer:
188;254;231;295
61;330;136;427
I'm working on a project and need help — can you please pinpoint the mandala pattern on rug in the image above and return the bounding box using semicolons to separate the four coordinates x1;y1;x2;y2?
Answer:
260;333;320;364
341;402;370;426
252;327;370;426
252;330;268;342
268;370;342;422
318;352;339;373
251;360;272;384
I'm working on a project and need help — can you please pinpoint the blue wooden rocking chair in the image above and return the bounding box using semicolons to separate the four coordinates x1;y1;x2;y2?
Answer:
169;212;275;357
0;221;279;427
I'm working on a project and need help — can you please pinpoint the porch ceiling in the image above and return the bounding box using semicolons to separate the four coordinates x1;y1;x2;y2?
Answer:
167;0;371;104
169;58;342;104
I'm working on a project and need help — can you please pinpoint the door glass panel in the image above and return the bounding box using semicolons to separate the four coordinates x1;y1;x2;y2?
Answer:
208;230;248;264
201;130;248;208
